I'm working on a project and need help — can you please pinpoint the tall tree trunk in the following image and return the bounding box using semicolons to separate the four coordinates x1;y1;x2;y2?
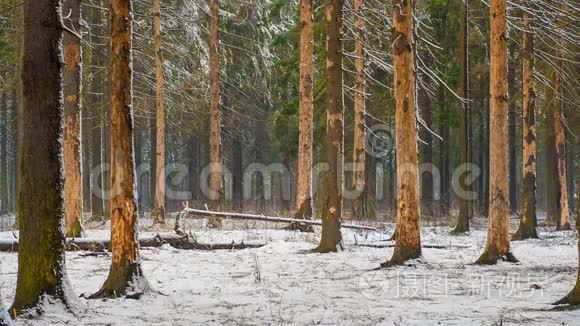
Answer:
294;0;314;220
351;0;369;219
554;104;580;305
316;0;344;253
208;0;223;227
545;103;559;225
453;0;470;234
551;31;570;230
10;0;74;316
152;0;166;224
90;0;149;298
0;93;7;214
508;41;519;214
232;136;243;210
88;0;105;218
475;0;516;264
420;94;433;217
63;0;83;237
513;8;538;240
382;0;421;266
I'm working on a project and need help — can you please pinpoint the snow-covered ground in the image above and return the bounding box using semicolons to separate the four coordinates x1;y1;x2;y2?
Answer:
0;217;579;325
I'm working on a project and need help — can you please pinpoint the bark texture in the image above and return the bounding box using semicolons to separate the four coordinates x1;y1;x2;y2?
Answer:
90;0;149;298
350;0;369;219
10;0;74;316
152;0;166;224
551;35;570;231
316;0;344;253
383;0;421;265
452;0;470;234
294;0;314;220
475;0;516;265
63;0;83;238
208;0;223;228
0;93;7;214
513;8;538;240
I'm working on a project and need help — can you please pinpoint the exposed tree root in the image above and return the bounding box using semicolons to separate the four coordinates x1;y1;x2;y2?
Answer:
475;250;519;265
511;227;539;241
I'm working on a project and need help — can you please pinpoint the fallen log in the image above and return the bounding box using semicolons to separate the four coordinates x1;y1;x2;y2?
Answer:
0;234;265;253
178;208;379;231
355;242;470;249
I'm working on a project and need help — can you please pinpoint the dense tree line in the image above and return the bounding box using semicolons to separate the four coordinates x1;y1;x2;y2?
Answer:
0;0;578;320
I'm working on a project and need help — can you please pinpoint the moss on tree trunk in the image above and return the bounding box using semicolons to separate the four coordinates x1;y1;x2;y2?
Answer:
10;0;75;317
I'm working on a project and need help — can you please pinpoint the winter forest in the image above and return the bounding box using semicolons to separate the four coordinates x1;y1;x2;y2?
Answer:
0;0;579;324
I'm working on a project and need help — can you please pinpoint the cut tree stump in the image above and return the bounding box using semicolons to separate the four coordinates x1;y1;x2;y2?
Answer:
0;234;265;253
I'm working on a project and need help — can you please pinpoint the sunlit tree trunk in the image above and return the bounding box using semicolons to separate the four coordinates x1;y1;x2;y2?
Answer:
513;8;538;240
294;0;314;220
551;31;570;231
10;0;74;316
90;0;149;298
554;112;580;305
382;0;421;266
208;0;223;227
452;0;470;234
316;0;344;253
351;0;370;220
152;0;166;224
475;0;516;265
63;0;83;237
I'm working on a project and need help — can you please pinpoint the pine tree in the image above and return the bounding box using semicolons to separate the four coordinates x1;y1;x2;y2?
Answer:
10;0;75;316
317;0;344;253
63;0;84;237
382;0;421;266
90;0;149;298
475;0;517;265
208;0;224;228
351;0;371;219
452;0;471;234
513;4;538;240
152;0;166;224
293;0;314;221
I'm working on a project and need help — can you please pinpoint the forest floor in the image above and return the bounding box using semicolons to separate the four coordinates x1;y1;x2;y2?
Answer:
0;214;579;325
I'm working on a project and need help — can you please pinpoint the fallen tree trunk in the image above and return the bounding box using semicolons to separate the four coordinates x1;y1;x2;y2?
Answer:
355;242;470;249
177;208;379;231
0;234;265;253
